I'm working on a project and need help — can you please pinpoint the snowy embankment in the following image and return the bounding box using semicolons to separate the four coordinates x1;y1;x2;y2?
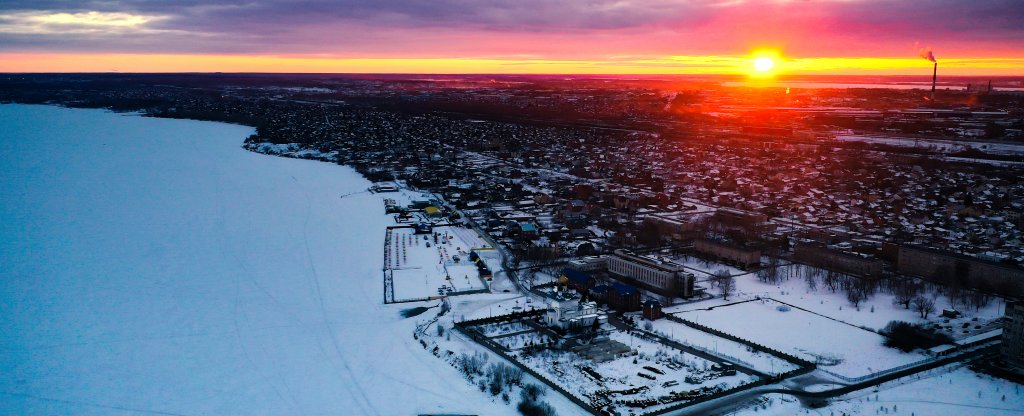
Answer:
0;104;518;416
247;141;340;161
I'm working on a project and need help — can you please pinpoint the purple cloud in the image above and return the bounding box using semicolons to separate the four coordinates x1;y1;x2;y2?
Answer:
0;0;1020;58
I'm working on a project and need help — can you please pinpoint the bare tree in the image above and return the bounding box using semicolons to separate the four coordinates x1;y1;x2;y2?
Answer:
713;269;735;300
756;265;770;283
520;269;537;289
540;264;563;278
507;249;522;270
858;277;878;297
802;265;819;291
846;286;866;310
912;296;936;319
968;291;992;311
945;285;964;310
503;364;523;386
757;257;780;284
824;269;841;292
892;280;919;309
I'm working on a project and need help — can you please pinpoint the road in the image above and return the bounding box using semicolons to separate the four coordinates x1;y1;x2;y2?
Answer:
425;190;543;304
663;344;997;416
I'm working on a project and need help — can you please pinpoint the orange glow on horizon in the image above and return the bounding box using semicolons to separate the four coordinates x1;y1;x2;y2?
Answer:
746;50;784;78
0;53;1022;76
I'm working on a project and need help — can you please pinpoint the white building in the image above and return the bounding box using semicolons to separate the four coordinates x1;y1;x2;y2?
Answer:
567;256;607;272
545;299;605;331
607;249;696;297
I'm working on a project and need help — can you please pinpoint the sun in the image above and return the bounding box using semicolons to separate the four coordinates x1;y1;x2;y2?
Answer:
745;50;783;78
753;57;775;72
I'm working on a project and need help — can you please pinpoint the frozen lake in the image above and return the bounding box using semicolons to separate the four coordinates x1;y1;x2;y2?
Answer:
0;105;514;415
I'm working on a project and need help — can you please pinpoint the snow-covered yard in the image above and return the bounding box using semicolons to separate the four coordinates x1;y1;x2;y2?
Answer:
675;299;927;378
647;319;800;376
446;225;492;250
386;226;488;301
664;261;1005;356
722;264;1006;335
667;254;750;280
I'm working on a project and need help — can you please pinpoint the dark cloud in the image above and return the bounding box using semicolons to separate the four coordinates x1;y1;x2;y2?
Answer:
0;0;1021;56
0;1;704;31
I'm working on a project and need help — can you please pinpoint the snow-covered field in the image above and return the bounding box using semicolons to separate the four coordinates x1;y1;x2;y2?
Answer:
386;226;488;301
0;104;529;416
675;299;925;378
667;254;749;280
647;319;799;376
836;134;1024;156
447;225;492;250
666;263;1005;340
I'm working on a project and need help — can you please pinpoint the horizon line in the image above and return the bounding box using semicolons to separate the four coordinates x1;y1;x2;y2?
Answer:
2;53;1022;77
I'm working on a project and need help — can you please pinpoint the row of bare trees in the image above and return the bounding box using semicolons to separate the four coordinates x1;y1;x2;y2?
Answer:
777;262;993;317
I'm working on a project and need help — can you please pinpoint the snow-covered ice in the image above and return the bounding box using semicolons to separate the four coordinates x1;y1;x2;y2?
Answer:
0;104;524;416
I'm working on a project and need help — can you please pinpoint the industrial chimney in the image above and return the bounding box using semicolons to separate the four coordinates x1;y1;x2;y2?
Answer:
919;46;938;101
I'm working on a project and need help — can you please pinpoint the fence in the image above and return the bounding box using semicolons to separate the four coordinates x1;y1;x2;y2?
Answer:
624;319;817;416
664;315;816;369
818;357;934;384
455;310;817;416
453;319;604;416
456;309;546;328
636;365;816;416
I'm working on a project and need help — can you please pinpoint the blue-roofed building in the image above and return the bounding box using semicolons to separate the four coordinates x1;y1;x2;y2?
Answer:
608;283;641;312
589;284;610;302
612;283;637;295
517;222;538;239
561;268;594;293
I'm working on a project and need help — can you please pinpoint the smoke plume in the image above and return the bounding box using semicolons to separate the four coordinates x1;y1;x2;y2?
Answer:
918;47;936;63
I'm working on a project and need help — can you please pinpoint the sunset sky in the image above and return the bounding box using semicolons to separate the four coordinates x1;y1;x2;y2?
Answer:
1;0;1022;75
